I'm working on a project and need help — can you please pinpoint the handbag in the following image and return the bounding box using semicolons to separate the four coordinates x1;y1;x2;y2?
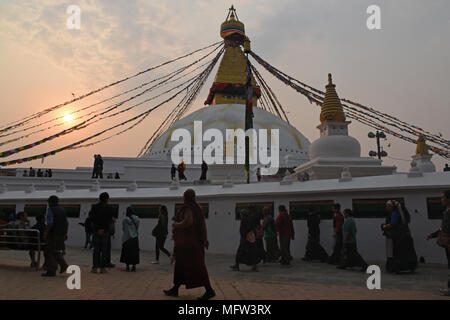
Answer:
151;225;158;237
437;231;450;249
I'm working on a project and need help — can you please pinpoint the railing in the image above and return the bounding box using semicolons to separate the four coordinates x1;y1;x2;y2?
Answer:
0;228;44;271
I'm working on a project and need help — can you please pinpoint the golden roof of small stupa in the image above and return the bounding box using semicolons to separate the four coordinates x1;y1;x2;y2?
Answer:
415;134;429;155
320;73;346;123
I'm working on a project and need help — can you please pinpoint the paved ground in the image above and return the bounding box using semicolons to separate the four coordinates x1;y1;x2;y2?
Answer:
0;247;448;300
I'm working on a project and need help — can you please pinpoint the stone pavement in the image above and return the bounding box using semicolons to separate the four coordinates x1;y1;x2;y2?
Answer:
0;247;448;300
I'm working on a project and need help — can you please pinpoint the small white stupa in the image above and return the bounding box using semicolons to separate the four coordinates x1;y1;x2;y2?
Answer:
289;74;396;180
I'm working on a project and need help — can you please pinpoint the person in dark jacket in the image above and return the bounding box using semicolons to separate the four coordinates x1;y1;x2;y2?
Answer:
303;210;328;262
92;155;98;178
275;205;295;266
96;155;104;179
382;200;418;273
427;190;450;296
171;164;177;180
302;210;328;262
89;192;115;273
200;161;208;180
41;195;69;277
230;209;260;271
152;205;171;264
78;216;93;249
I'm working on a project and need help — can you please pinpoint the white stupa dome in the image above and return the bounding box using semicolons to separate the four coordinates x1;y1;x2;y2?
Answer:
309;135;361;159
143;104;311;168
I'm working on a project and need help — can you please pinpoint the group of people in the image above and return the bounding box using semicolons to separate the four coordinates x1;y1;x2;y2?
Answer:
22;167;52;178
228;192;450;295
0;196;70;277
91;154;104;179
170;160;209;182
1;189;448;297
171;161;187;181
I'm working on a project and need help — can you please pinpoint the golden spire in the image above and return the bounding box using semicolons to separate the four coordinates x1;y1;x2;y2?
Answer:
320;73;346;123
415;134;429;155
205;6;260;106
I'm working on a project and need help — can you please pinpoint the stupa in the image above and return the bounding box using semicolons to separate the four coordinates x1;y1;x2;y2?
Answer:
288;74;396;180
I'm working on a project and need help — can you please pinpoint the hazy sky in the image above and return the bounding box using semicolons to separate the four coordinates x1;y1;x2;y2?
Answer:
0;0;449;172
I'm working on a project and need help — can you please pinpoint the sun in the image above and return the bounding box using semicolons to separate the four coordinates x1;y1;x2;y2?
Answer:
63;114;74;122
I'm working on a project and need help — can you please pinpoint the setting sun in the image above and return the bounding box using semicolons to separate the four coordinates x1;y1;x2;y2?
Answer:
63;114;74;122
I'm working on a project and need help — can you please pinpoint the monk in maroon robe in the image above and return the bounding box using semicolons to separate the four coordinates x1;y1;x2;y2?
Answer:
164;189;215;300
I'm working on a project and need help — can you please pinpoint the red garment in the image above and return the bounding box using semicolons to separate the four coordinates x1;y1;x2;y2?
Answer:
173;202;210;289
275;211;294;238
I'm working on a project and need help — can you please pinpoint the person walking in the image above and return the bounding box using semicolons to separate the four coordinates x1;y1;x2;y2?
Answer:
164;189;215;300
382;200;418;273
328;204;344;265
96;155;104;179
41;196;69;277
200;161;208;180
31;214;47;270
177;161;187;181
89;192;115;274
91;155;98;179
337;209;368;271
262;206;280;262
152;205;171;264
230;209;260;271
426;190;450;296
303;210;328;262
78;216;93;249
275;205;295;267
251;207;266;264
256;167;262;182
170;164;176;180
120;207;140;272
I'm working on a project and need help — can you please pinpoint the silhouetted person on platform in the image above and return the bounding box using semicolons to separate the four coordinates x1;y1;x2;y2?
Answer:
256;168;261;182
177;161;187;181
96;155;104;179
92;155;98;178
200;161;208;180
171;164;176;180
444;164;450;172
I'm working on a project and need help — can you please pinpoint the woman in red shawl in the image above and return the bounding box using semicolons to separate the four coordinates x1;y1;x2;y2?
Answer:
164;189;215;300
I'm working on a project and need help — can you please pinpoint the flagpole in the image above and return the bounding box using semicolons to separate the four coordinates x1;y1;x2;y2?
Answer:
244;37;253;184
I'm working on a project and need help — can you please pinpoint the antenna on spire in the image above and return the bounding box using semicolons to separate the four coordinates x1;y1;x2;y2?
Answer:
226;4;239;21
